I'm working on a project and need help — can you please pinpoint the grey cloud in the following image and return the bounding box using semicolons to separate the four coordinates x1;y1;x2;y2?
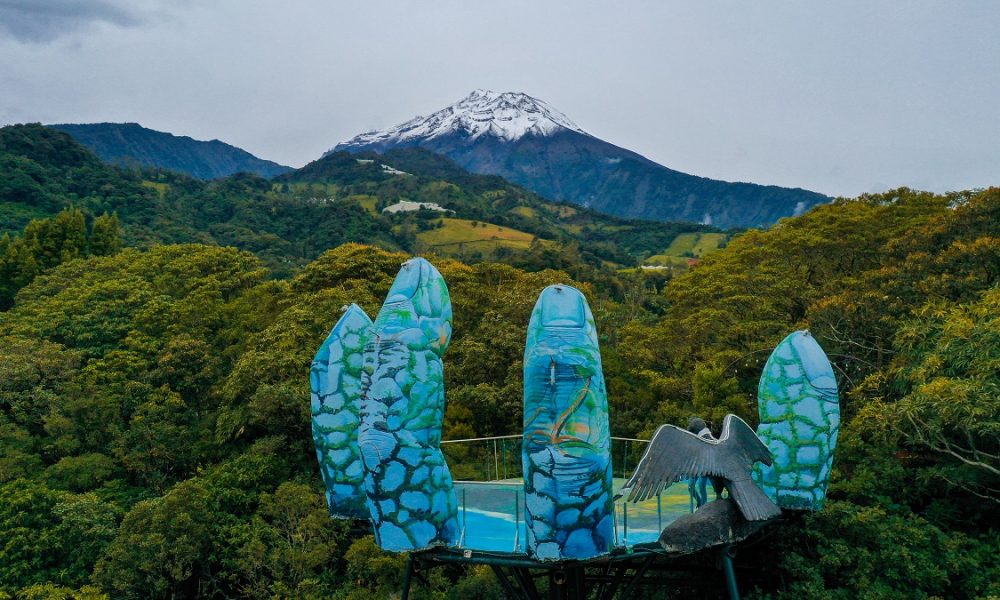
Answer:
0;0;149;42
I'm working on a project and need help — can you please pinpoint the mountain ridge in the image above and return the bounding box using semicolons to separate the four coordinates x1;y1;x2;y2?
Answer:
0;123;714;278
49;122;292;180
334;90;828;228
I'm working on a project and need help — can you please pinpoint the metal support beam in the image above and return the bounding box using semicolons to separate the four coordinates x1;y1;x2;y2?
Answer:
573;567;585;600
402;542;747;600
618;555;655;600
400;555;414;600
720;544;740;600
511;567;542;600
491;564;526;600
600;564;628;600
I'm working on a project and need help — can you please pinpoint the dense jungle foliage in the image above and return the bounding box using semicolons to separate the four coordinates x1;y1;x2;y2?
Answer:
0;124;998;598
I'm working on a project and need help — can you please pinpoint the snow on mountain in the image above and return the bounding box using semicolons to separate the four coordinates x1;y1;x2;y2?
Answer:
328;89;830;228
333;90;588;152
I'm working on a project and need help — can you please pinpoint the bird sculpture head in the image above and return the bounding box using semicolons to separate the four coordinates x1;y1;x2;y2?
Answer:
687;417;711;438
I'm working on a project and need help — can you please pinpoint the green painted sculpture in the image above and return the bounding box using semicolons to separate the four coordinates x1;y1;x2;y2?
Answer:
754;330;840;510
357;258;460;552
310;304;372;519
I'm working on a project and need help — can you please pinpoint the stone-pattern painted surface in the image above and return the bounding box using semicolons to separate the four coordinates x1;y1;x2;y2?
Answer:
754;330;840;510
310;304;372;519
358;258;459;552
522;285;614;561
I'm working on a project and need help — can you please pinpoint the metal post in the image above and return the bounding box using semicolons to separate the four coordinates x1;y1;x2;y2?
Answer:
503;439;508;480
460;487;467;547
612;500;620;547
721;544;740;600
513;489;521;553
622;501;629;547
494;439;500;481
400;555;414;600
623;440;629;478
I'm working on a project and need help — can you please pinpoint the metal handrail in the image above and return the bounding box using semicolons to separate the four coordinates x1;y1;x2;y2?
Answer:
442;435;652;481
442;435;651;444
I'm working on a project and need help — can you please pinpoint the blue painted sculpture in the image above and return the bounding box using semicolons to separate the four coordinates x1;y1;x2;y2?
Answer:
311;304;372;519
754;330;840;511
522;284;614;561
357;258;460;552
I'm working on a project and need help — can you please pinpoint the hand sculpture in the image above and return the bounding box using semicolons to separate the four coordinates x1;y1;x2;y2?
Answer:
754;330;840;511
522;284;614;560
357;258;460;551
310;304;372;519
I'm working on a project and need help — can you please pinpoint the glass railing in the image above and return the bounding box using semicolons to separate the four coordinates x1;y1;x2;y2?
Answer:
441;435;651;482
440;435;690;552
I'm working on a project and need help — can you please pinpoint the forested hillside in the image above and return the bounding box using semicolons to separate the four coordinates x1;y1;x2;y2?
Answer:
50;123;292;180
0;182;997;598
0;124;714;287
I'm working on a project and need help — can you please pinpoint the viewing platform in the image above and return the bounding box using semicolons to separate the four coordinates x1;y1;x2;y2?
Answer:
442;435;692;555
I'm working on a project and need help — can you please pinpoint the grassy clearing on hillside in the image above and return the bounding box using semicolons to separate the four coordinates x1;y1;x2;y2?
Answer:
693;232;727;255
644;233;729;268
663;232;699;256
645;232;728;265
416;218;536;250
346;194;379;215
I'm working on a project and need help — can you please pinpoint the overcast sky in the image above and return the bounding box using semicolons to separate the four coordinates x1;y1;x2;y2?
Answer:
1;1;997;197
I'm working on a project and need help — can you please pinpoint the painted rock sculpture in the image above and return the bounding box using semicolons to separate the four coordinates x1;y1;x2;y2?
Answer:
310;304;372;519
658;498;769;555
522;284;614;561
357;258;460;551
754;330;840;511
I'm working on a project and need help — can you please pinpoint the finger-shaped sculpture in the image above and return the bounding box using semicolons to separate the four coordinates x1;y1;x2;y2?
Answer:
754;330;840;511
620;414;780;522
358;258;459;552
311;304;372;519
522;284;614;561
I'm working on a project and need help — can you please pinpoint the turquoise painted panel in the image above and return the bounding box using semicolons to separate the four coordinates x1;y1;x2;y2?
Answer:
311;304;372;519
754;330;840;510
522;284;614;561
358;258;459;552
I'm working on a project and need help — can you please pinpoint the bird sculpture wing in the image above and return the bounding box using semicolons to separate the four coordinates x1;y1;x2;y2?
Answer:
621;415;774;506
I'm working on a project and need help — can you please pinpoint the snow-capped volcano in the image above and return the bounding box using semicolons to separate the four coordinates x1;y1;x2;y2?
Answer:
328;90;829;228
334;90;588;152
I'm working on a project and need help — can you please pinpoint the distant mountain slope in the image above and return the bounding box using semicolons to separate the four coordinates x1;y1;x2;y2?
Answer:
280;146;718;265
333;90;829;228
0;124;713;279
49;122;292;180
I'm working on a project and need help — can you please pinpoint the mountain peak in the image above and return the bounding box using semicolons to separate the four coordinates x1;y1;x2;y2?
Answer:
334;90;587;152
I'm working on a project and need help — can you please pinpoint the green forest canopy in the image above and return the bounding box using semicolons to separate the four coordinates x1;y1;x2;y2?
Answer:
0;123;998;598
